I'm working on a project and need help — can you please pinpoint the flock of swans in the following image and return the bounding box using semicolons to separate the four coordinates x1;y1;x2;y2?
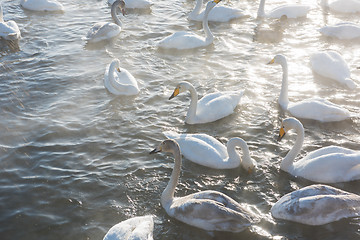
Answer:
1;0;360;239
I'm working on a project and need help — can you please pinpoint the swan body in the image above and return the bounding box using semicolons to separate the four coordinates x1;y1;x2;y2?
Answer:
277;117;360;183
0;5;20;41
268;54;351;122
108;0;151;9
257;0;310;19
319;22;360;40
310;51;357;89
163;131;256;170
103;215;154;240
188;0;248;22
158;0;220;50
169;81;243;124
321;0;360;13
20;0;64;12
85;0;125;43
150;139;260;232
271;184;360;225
104;59;139;95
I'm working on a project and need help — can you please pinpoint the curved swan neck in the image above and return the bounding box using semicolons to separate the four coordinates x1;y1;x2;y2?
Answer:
278;59;289;109
185;83;198;123
189;0;203;19
257;0;266;18
0;5;3;23
203;3;214;43
111;1;123;27
281;121;304;172
227;138;253;169
161;145;182;207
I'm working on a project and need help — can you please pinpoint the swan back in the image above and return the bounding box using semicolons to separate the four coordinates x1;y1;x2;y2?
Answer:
271;184;360;225
319;22;360;40
321;0;360;13
0;5;20;40
103;215;154;240
21;0;64;12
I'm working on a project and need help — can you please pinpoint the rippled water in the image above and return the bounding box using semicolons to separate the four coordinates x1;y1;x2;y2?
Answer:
1;0;360;239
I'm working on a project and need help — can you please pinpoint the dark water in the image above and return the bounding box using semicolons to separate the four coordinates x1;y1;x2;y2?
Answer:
0;0;359;239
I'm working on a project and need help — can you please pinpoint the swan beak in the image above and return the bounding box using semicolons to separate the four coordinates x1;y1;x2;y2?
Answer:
267;58;275;65
169;87;180;100
277;127;286;141
214;0;222;3
150;146;162;154
116;67;121;72
248;168;253;174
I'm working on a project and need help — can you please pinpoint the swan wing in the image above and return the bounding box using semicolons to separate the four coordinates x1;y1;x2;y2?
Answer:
288;98;350;122
195;91;243;123
328;0;360;13
319;22;360;40
195;6;247;22
267;5;310;18
86;22;121;42
21;0;64;11
0;21;20;39
271;184;360;225
103;215;154;240
158;31;206;50
293;151;360;183
171;191;259;232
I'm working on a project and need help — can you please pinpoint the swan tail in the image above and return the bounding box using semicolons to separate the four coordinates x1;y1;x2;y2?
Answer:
163;130;179;139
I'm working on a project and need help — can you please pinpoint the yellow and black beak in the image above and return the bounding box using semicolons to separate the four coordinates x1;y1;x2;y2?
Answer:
267;58;275;65
150;146;162;154
277;127;286;141
169;87;180;100
214;0;222;3
116;67;121;72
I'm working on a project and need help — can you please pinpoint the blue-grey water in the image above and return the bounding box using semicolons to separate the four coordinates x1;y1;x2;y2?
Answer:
1;0;360;239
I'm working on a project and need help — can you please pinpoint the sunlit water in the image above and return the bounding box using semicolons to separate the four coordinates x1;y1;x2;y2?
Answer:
1;0;360;239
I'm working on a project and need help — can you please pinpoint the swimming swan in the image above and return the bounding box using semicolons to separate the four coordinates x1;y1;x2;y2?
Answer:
169;81;243;124
277;117;360;183
320;0;360;14
257;0;310;19
310;50;357;89
271;184;360;225
103;215;154;240
0;4;20;41
20;0;64;12
85;0;125;43
318;22;360;40
108;0;151;9
158;0;220;50
104;59;139;95
188;0;248;22
268;54;351;122
163;131;256;171
150;139;260;232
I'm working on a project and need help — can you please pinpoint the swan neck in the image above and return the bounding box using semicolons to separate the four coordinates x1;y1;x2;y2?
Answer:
257;0;266;18
189;0;202;18
279;60;289;109
281;123;304;172
227;140;251;168
186;84;198;123
111;1;123;27
320;0;328;7
203;5;214;43
161;146;181;207
0;5;3;23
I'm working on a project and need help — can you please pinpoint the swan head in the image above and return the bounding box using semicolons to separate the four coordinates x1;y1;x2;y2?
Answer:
267;54;287;65
150;139;180;154
277;117;301;141
110;59;121;72
169;82;192;100
113;0;126;16
205;0;222;10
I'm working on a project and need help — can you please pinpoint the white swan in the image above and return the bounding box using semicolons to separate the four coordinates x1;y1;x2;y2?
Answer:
188;0;248;22
310;50;357;89
277;117;360;183
271;184;360;225
150;139;260;232
158;0;220;50
104;59;139;96
103;215;154;240
320;0;360;14
267;54;351;122
168;81;243;124
163;131;256;171
257;0;310;19
108;0;151;9
20;0;64;12
318;22;360;40
0;4;20;41
84;0;125;43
